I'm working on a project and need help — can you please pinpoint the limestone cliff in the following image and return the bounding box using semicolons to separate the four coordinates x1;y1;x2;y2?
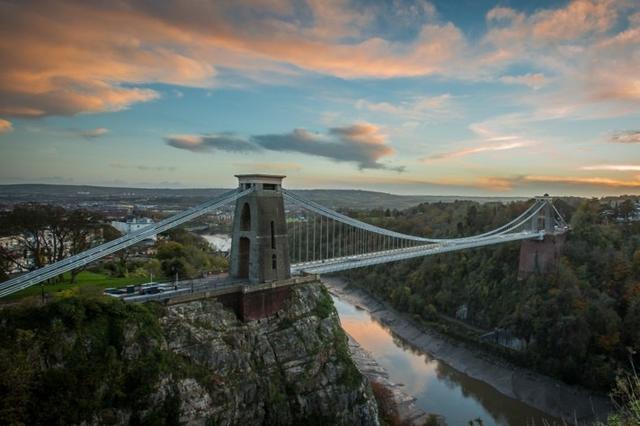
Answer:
0;282;379;425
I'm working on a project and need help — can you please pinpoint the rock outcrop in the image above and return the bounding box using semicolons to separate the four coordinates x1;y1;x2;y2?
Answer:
159;282;379;425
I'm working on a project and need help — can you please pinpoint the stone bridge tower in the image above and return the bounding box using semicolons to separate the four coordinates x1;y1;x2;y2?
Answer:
518;195;565;279
230;174;291;284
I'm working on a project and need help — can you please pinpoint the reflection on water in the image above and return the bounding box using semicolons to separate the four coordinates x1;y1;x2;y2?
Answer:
333;296;561;426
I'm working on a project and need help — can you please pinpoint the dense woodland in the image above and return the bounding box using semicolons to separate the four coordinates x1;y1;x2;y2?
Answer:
342;197;640;391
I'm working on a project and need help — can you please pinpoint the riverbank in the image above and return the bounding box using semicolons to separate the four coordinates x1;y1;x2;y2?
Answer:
347;334;445;425
324;276;612;424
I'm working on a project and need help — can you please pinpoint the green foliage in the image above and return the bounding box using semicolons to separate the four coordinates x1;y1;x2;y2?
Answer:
155;232;228;279
314;284;335;319
333;325;362;390
598;368;640;426
4;270;150;301
0;297;187;425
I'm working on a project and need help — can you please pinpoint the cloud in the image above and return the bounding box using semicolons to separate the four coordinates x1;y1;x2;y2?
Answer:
0;118;13;134
233;162;302;173
253;123;403;171
499;73;547;89
581;164;640;171
0;0;637;125
530;0;619;41
167;123;403;171
524;175;640;189
0;0;466;118
355;94;454;121
428;140;531;160
80;127;108;138
326;174;517;192
481;0;639;114
165;134;258;153
610;130;640;144
110;163;176;172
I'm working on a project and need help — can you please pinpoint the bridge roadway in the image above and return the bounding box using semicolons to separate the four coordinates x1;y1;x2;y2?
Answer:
291;230;546;275
117;274;318;304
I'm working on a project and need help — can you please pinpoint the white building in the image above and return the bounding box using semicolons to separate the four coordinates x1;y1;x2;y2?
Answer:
110;217;156;241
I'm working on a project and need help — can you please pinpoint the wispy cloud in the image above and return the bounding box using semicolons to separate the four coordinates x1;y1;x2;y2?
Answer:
165;134;258;153
110;163;176;172
499;73;547;89
232;162;302;173
524;175;640;189
0;118;12;134
428;140;531;160
581;164;640;171
355;94;454;121
609;130;640;144
80;127;108;138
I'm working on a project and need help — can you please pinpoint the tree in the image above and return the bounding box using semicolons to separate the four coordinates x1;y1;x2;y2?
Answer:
0;204;106;282
619;199;634;220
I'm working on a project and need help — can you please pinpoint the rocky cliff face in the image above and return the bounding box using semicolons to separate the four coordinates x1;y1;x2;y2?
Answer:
159;282;379;425
0;281;379;425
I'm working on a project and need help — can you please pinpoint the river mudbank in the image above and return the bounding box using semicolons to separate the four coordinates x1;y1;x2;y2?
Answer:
324;276;613;424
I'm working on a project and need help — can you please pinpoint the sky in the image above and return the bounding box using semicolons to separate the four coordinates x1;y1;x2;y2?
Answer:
0;0;638;197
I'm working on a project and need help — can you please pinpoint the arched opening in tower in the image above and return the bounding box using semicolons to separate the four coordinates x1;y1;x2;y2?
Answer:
240;203;251;231
238;236;250;278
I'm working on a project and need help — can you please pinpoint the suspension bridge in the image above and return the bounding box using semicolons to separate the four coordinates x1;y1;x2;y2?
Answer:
0;174;568;300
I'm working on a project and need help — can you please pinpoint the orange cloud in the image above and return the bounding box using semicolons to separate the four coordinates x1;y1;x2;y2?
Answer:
530;0;618;41
322;174;516;192
0;0;637;120
0;1;466;118
525;175;640;189
0;118;12;134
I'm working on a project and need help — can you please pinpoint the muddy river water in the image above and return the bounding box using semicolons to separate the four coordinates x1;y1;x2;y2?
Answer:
333;295;564;425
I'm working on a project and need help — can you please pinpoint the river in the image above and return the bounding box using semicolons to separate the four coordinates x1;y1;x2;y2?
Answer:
332;295;563;426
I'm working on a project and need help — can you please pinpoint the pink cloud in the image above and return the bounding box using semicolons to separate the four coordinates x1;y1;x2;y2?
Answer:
499;73;547;89
581;164;640;171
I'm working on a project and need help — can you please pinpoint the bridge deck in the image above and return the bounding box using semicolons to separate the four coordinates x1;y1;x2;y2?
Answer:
119;275;319;305
292;230;546;274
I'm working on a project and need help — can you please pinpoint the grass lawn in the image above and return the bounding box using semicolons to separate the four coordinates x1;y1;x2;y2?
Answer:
4;271;156;301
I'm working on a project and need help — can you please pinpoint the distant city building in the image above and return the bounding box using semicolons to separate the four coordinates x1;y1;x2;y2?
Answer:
110;217;156;241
